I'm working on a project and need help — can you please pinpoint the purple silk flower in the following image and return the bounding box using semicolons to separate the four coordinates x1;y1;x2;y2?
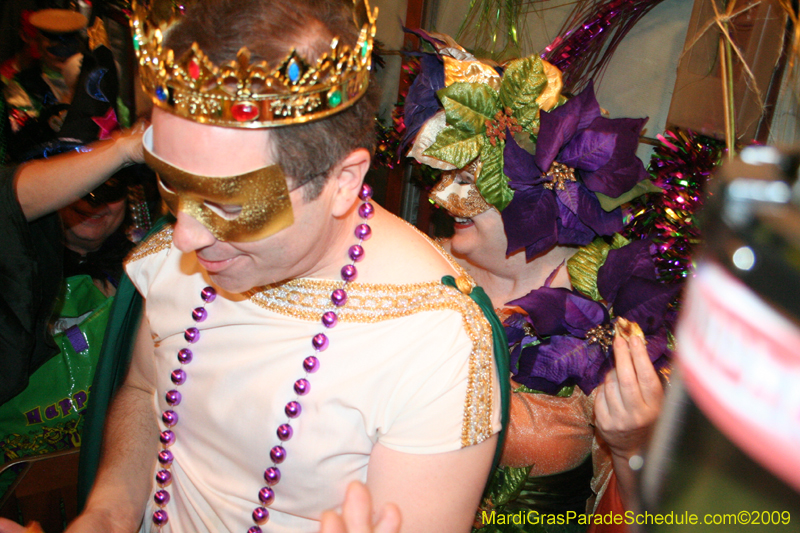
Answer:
505;239;679;394
501;82;650;260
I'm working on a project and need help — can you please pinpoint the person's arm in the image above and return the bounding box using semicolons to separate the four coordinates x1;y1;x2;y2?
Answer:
594;331;664;508
14;126;145;222
66;313;159;533
320;437;497;533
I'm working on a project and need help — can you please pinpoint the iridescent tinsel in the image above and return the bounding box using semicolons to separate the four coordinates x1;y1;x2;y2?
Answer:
541;0;667;93
622;129;724;283
372;59;418;171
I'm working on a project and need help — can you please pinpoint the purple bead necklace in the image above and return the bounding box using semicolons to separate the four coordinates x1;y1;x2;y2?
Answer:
152;184;375;532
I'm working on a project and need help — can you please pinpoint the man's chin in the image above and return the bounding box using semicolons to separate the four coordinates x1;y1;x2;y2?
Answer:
205;271;251;294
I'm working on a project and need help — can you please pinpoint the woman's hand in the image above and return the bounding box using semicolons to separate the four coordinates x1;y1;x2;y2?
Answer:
595;323;664;460
112;119;148;167
594;321;664;508
319;482;401;533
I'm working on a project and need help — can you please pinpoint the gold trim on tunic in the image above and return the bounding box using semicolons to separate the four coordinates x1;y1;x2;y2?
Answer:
126;225;174;263
124;222;494;447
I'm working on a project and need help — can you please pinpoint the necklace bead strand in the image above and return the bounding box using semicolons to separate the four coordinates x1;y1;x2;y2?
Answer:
153;285;217;529
247;184;373;532
153;185;373;532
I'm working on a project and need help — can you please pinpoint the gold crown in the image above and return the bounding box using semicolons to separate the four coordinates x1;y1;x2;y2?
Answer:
131;0;377;128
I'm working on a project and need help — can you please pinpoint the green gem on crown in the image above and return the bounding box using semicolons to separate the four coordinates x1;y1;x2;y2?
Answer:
328;89;342;108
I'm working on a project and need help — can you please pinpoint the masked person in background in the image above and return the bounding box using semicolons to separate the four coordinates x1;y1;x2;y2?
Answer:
0;22;149;512
403;31;677;532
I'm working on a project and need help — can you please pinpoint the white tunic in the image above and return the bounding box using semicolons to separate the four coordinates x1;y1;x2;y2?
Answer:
126;225;501;533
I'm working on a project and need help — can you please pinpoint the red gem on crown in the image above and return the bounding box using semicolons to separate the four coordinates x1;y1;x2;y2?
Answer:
232;102;260;122
189;60;200;80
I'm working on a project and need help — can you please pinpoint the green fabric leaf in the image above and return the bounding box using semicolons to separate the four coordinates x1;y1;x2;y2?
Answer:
485;465;534;508
510;131;537;155
424;126;484;169
499;57;548;133
595;179;663;212
513;384;575;397
477;142;514;211
567;235;630;301
438;82;500;134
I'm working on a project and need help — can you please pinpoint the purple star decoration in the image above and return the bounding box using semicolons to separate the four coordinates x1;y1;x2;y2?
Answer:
505;239;680;394
501;82;650;259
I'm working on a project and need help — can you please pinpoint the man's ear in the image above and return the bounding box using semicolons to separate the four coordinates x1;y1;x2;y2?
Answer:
330;148;371;217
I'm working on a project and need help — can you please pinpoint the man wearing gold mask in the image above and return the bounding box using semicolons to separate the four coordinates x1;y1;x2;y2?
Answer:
6;2;508;533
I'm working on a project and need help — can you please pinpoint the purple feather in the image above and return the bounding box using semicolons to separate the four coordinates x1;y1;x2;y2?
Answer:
400;53;445;153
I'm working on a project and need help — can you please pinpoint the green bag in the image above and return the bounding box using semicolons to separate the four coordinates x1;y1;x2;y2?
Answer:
0;275;113;495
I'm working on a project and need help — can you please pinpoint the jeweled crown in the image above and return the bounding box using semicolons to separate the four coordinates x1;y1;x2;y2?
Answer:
131;0;377;128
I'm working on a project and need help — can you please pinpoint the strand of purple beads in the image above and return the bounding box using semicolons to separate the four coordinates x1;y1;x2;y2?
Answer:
152;284;217;528
247;184;373;532
151;184;374;532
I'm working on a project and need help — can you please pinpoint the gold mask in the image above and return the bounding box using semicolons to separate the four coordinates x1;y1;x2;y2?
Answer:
429;160;492;219
143;128;294;242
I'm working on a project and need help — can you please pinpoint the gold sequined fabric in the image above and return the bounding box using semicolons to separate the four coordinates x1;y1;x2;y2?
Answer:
125;225;174;263
250;277;496;447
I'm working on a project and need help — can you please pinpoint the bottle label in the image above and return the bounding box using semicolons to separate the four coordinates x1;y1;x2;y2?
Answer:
677;261;800;492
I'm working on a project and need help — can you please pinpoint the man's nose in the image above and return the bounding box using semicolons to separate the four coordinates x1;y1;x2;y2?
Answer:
172;211;217;253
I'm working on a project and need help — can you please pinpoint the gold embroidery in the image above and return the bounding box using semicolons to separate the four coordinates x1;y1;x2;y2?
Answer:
125;220;495;446
125;225;174;264
249;279;495;446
